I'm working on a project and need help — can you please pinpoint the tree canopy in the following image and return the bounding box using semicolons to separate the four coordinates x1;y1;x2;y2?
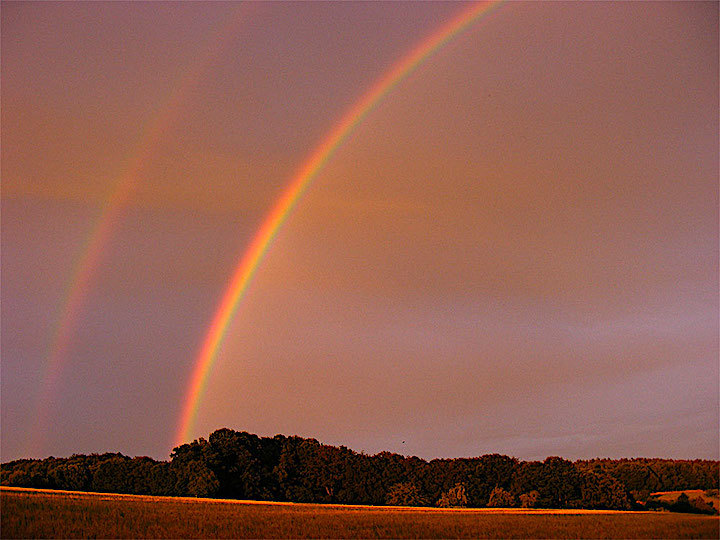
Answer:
2;428;717;513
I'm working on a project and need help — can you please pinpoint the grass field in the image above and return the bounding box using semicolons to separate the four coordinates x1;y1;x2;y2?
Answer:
2;486;718;539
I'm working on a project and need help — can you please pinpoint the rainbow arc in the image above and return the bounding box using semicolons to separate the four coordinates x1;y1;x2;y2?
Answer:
26;5;252;457
175;1;502;448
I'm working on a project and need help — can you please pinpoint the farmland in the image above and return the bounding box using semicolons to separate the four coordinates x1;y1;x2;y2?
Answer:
2;487;718;539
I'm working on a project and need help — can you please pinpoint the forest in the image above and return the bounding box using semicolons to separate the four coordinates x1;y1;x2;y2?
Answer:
2;429;717;513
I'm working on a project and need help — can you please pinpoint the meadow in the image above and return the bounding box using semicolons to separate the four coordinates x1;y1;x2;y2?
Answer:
2;487;718;539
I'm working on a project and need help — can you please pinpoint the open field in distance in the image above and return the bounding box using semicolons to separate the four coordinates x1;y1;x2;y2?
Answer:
3;487;719;539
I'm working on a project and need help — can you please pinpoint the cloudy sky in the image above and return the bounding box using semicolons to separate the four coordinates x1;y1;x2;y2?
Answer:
2;1;717;463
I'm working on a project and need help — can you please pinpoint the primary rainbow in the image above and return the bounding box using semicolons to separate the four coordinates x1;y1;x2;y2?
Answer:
26;5;252;457
175;1;501;447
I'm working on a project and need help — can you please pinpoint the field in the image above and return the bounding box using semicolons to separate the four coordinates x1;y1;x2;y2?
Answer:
2;487;718;539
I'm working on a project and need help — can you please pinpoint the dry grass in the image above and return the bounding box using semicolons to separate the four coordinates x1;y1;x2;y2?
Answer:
2;486;719;539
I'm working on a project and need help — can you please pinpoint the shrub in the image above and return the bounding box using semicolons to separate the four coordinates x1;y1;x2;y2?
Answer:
689;497;718;515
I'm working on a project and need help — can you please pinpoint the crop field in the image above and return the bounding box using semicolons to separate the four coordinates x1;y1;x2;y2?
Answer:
2;486;718;539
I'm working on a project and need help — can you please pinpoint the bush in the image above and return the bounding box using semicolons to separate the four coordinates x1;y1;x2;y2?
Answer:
689;497;718;515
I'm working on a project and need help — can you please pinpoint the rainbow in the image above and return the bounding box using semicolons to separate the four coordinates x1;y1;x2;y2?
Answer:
26;4;252;457
175;1;502;447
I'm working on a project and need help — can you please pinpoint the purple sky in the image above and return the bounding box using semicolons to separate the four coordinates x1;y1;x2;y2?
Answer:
2;1;718;462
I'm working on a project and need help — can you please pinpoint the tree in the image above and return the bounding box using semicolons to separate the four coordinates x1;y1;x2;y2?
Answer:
579;470;632;510
385;482;428;507
184;463;220;498
437;483;468;508
519;490;540;508
537;457;583;508
207;429;277;500
487;486;515;507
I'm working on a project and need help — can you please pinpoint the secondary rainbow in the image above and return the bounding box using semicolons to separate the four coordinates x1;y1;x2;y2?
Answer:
176;1;502;447
26;5;252;457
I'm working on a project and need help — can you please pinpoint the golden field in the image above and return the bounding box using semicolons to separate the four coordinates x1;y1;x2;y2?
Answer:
2;486;718;539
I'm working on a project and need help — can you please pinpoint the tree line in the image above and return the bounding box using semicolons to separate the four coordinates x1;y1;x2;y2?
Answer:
2;429;717;512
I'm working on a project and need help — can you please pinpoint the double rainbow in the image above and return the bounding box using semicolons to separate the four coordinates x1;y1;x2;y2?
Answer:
175;1;501;447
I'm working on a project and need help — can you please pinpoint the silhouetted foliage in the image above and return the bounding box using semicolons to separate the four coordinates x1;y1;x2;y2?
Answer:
644;491;719;515
578;470;632;510
2;429;717;513
575;458;719;493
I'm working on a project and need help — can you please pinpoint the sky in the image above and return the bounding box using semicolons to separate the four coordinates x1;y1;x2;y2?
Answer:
1;1;718;463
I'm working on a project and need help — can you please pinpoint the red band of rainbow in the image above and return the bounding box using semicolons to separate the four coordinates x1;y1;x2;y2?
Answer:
175;1;501;448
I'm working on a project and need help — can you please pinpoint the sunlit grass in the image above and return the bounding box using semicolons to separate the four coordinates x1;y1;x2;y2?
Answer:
2;487;718;539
